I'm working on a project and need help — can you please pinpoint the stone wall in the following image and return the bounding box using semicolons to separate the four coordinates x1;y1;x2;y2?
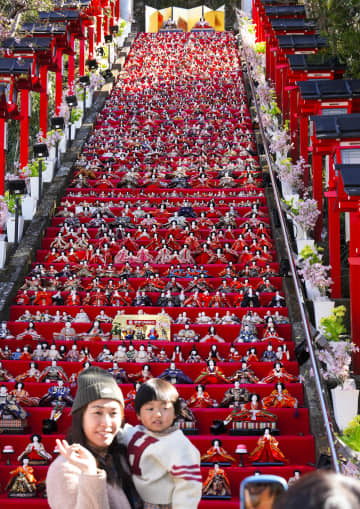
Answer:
133;1;241;32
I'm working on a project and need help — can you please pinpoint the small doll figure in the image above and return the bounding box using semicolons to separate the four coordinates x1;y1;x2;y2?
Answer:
174;397;198;433
202;463;231;499
158;362;193;384
220;381;251;408
288;469;301;486
201;439;237;466
107;361;129;384
249;428;287;464
261;361;299;384
124;382;142;408
262;382;298;409
17;434;52;465
6;458;37;497
223;393;277;427
229;361;259;384
260;343;278;362
0;385;28;430
10;382;40;407
194;360;229;384
187;385;218;408
39;380;73;411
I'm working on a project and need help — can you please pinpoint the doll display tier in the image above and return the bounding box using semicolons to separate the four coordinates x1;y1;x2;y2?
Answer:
0;30;316;508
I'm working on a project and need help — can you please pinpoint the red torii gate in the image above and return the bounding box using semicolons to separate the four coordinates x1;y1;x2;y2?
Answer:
252;0;298;42
257;4;306;44
264;19;317;84
311;113;360;297
294;79;360;168
2;36;59;160
39;10;92;93
0;59;31;194
327;162;360;373
284;58;347;161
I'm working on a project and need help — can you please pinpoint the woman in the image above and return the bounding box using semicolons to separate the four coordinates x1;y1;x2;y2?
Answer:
46;366;141;509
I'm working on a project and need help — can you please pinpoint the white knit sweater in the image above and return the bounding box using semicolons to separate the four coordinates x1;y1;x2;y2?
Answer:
121;424;202;509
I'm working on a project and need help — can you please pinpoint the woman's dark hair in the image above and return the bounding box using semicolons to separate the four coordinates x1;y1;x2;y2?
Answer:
274;471;360;509
31;433;42;442
67;408;142;509
134;378;180;415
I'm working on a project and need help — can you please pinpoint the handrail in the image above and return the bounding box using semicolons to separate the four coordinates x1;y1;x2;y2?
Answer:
237;30;340;473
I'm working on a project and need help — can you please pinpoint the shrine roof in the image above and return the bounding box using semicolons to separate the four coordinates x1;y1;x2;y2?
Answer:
287;54;346;71
311;114;360;139
39;10;80;21
264;6;306;16
277;34;327;49
298;79;360;100
336;164;360;196
270;18;316;31
0;58;32;75
21;23;67;34
2;37;53;52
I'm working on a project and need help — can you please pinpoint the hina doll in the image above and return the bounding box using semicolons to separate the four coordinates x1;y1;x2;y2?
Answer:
199;326;226;343
229;361;259;384
0;385;28;421
6;458;37;497
262;382;298;409
194;360;229;384
202;463;231;498
249;428;287;464
17;434;52;464
15;362;41;383
187;385;218;408
9;382;40;406
219;381;251;408
261;362;299;384
158;362;193;384
223;393;277;427
201;439;237;465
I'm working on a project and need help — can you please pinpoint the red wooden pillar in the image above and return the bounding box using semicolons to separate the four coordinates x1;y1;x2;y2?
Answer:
19;89;30;168
325;190;342;298
39;65;48;137
275;63;286;108
89;25;95;60
55;50;63;115
115;0;120;20
68;34;75;95
96;15;102;45
348;253;360;373
312;152;323;240
110;0;115;28
79;39;85;76
299;115;309;167
288;87;299;161
0;118;6;195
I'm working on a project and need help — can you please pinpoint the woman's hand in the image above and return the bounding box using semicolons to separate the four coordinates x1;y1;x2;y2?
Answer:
56;439;98;475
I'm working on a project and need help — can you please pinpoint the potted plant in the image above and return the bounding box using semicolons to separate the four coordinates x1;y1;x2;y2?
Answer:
2;191;24;243
317;306;359;431
297;244;333;303
20;159;44;200
71;107;83;130
283;194;320;246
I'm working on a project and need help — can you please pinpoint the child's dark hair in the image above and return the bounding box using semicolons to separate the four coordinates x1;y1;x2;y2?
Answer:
134;378;180;415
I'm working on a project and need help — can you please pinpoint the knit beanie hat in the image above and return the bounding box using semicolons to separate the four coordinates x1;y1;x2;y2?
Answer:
72;366;124;414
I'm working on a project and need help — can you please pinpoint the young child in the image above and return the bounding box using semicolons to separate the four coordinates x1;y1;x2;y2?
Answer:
121;378;202;509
